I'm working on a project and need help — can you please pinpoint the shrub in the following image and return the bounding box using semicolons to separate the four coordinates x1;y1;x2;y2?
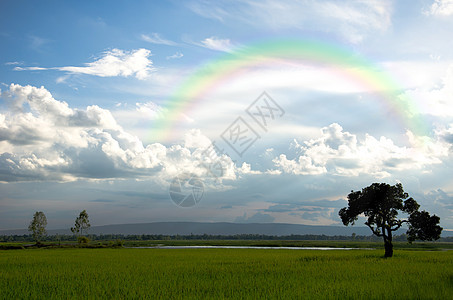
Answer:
77;236;90;244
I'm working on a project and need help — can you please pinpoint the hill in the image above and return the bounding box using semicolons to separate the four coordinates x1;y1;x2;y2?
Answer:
0;221;431;236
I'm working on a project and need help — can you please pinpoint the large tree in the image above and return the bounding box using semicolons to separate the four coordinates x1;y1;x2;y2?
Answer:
28;211;47;244
339;183;442;257
71;210;91;236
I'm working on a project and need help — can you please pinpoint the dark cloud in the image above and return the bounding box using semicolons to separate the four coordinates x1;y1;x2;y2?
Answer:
89;199;115;203
264;199;346;213
426;189;453;206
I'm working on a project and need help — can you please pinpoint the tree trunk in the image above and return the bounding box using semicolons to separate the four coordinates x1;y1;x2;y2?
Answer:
384;227;393;257
384;239;393;257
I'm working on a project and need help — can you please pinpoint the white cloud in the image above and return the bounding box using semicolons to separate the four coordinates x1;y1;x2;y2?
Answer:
207;64;379;94
397;63;453;117
381;60;447;90
56;75;69;84
4;62;22;66
0;84;241;183
58;49;153;80
183;129;212;149
14;67;47;71
427;0;453;16
188;0;393;43
141;33;178;46
238;162;262;175
200;37;234;52
135;101;166;119
110;101;168;142
273;123;450;178
166;52;184;59
14;49;154;80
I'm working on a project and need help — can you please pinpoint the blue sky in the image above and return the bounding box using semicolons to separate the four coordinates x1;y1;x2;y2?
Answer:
1;0;452;231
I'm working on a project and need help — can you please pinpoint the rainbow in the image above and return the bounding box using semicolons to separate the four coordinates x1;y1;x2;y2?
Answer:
151;38;427;142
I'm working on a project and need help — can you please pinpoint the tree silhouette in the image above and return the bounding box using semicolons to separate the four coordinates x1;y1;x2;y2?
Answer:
28;211;47;244
339;183;442;257
71;210;91;237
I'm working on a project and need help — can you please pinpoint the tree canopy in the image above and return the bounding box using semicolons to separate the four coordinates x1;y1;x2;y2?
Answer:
71;210;91;236
28;211;47;244
339;183;442;257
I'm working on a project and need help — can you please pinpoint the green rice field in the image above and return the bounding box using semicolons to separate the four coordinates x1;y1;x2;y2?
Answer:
0;248;452;299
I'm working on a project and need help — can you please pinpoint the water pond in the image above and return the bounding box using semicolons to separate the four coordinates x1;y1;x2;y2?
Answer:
129;245;374;250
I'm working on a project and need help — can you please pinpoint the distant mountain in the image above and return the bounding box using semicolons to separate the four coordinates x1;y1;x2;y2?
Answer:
3;221;445;236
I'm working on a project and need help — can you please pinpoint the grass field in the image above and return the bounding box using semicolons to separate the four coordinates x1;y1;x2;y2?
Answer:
1;248;452;299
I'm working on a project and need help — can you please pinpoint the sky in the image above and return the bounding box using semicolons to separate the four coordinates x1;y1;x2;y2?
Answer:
0;0;452;231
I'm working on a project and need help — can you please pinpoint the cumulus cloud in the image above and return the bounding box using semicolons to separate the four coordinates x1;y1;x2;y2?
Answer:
141;33;178;46
188;0;393;43
0;84;240;183
427;0;453;16
237;162;262;175
14;49;154;80
273;123;450;178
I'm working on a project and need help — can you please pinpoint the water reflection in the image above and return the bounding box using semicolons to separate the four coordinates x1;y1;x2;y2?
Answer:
129;246;374;250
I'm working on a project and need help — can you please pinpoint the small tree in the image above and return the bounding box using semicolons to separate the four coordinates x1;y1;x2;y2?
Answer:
339;183;442;257
28;211;47;244
71;210;91;237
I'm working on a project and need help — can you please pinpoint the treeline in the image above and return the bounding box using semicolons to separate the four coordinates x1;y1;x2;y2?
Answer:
26;210;91;244
2;233;452;243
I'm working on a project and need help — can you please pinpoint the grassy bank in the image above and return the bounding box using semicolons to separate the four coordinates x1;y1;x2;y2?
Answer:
1;248;452;299
122;239;453;250
2;239;453;250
